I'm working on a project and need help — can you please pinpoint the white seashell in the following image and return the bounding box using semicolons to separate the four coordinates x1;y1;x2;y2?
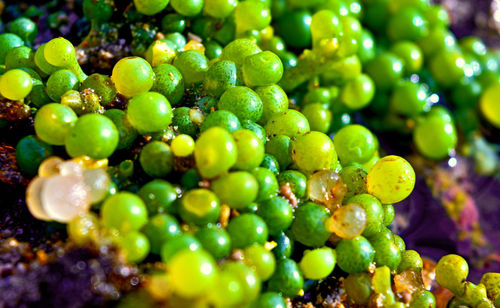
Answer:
38;156;64;177
26;177;52;221
82;168;111;204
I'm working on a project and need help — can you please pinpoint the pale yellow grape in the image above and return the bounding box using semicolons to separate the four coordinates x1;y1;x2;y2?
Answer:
480;83;500;128
330;203;367;239
367;155;415;204
307;170;347;210
171;134;195;157
26;177;52;221
82;168;111;204
41;175;90;223
67;212;99;246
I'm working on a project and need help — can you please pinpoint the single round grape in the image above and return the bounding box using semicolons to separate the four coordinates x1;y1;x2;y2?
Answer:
299;247;336;280
207;270;243;307
137;179;177;215
390;41;424;74
480;83;500;128
220;39;262;67
139;141;174;178
15;135;53;176
170;0;203;16
244;244;276;280
101;192;148;233
267;258;304;297
251;292;286;308
265;110;310;138
398;250;423;272
46;69;80;101
425;4;450;28
275;10;312;48
387;7;428;41
256;196;293;236
278;170;307;199
169;249;217;298
142;213;180;254
364;52;404;90
429;50;466;88
292;131;337;173
127;92;172;134
200;109;241;133
179;188;220;226
413;112;457;160
234;1;271;33
0;33;24;65
370;235;402;270
44;37;77;68
367;155;416;204
266;135;293;170
333;124;377;165
357;29;376;64
8;17;38;42
65;114;119;159
204;60;237;98
194;127;237;178
204;0;237;18
251;167;279;202
330;204;367;239
212;171;258;209
34;103;78;146
103;109;137;150
344;273;373;305
82;73;117;105
291;202;332;247
417;27;456;57
382;204;395;226
435;254;469;295
171;134;195;157
390;80;428;117
227;213;268;249
301;103;332;133
310;9;342;48
336;236;375;274
243;51;283;87
410;290;436;308
241;120;266;144
67;212;99;246
111;57;154;97
83;0;114;22
218;86;264;123
233;129;265;171
134;0;169;15
152;64;185;106
160;234;200;263
340;164;368;200
0;68;33;101
195;225;231;259
118;231;150;263
222;261;261;303
5;46;36;70
173;50;208;85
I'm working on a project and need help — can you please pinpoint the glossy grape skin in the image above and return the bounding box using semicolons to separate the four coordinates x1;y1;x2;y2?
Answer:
169;250;217;298
413;111;457;160
179;188;220;226
390;41;424;74
382;204;395;226
204;60;237;98
387;8;428;41
142;214;181;254
333;124;377;165
65;114;119;159
0;33;24;65
207;270;243;307
435;254;469;295
291;202;332;247
7;17;38;42
67;212;99;246
357;29;376;64
218;86;264;123
152;64;184;106
261;154;280;175
277;170;307;199
265;135;293;170
134;0;169;15
103;109;137;150
364;52;404;90
203;0;237;18
82;73;117;105
480;83;500;128
452;78;482;109
243;51;283;87
220;39;262;67
111;57;154;97
0;68;33;101
244;244;276;280
346;194;383;237
251;167;279;202
233;129;265;171
267;258;304;297
137;179;177;215
160;234;201;263
46;70;80;101
227;213;268;249
310;9;342;48
344;273;372;305
275;10;312;48
195;225;231;259
299;247;336;280
241;120;266;144
302;103;332;133
417;27;456;58
370;235;401;270
173;50;208;86
429;50;466;88
195;127;236;177
201;110;241;133
410;290;436;308
234;0;271;33
251;292;286;308
265;110;310;138
212;172;258;209
5;46;36;70
292;131;337;173
340;164;368;200
367;156;416;204
118;231;150;263
398;250;423;272
139;141;174;178
127;92;173;134
223;261;261;303
15;135;53;176
34;103;78;146
390;80;428;117
101;192;148;233
336;236;375;274
340;74;375;110
256;196;293;236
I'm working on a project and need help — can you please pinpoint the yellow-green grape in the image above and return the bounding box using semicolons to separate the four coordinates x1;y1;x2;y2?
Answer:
111;57;154;97
480;273;500;306
67;212;99;246
367;155;415;204
194;127;237;178
145;40;176;66
0;68;33;100
234;1;271;33
44;37;77;68
480;83;500;128
134;0;169;16
292;131;337;173
435;254;469;296
118;231;150;263
299;247;336;280
330;203;367;239
169;249;217;298
344;273;373;305
311;10;342;49
171;134;195;157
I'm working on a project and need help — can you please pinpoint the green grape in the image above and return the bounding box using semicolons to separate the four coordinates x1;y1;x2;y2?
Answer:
251;292;286;308
0;33;24;65
0;68;33;101
261;154;280;175
204;60;237;98
336;236;375;274
451;78;482;109
200;110;241;132
480;273;500;306
299;247;336;280
227;213;268;249
340;74;375;110
111;57;154;97
134;0;169;15
382;204;395;226
310;9;342;48
340;164;368;200
291;202;332;247
390;41;424;74
234;1;271;33
101;192;148;233
417;27;456;57
302;103;332;133
151;64;184;106
160;234;200;263
171;134;195;157
410;290;436;308
83;0;114;22
161;14;186;33
265;135;293;170
212;172;258;209
220;39;262;67
15;135;54;176
218;86;264;122
333;124;377;165
67;212;99;246
387;8;428;41
243;51;283;87
346;194;383;237
127;92;173;134
367;155;416;204
344;273;372;305
435;254;469;295
277;170;307;198
275;10;312;48
265;110;310;138
82;73;117;105
195;225;231;259
251;167;279;201
241;120;266;144
390;80;428;117
65;114;119;159
370;235;402;270
398;250;423;272
429;49;466;88
46;69;80;101
480;83;500;128
233;129;265;170
7;17;38;42
34;103;78;146
223;261;261;303
207;270;243;307
164;32;186;51
44;37;76;68
139;141;174;178
244;244;276;280
170;0;203;16
204;0;237;18
413;111;457;160
303;87;334;108
142;213;181;254
104;109;138;150
5;46;36;70
272;232;294;260
173;50;208;86
364;52;404;90
179;188;220;226
195;127;237;178
425;4;450;28
118;231;150;263
205;40;223;60
357;29;376;64
256;196;293;236
169;249;217;298
267;258;304;297
172;107;199;136
137;179;177;214
292;131;336;173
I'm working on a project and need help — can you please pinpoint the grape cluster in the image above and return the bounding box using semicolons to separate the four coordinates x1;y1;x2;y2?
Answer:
0;0;499;307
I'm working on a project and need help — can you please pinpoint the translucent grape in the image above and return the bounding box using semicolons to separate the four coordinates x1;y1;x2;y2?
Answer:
0;68;33;101
330;203;367;239
299;247;336;280
82;168;110;204
307;170;347;210
111;57;154;97
194;127;237;178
